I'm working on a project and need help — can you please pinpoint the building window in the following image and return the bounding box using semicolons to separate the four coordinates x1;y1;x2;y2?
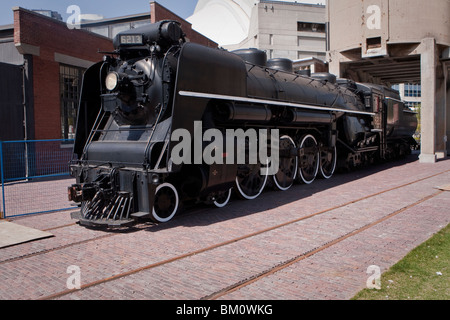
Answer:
367;37;382;49
111;23;133;39
131;21;151;30
60;64;85;140
87;26;109;38
298;36;326;51
404;83;421;98
297;22;326;33
316;53;326;61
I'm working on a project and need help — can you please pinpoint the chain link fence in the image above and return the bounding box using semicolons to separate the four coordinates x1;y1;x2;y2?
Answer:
0;139;75;218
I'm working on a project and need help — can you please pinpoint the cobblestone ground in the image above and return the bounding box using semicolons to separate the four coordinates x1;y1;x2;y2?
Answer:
0;155;449;300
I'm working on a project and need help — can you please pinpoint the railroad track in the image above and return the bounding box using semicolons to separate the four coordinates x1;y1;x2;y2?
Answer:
202;190;444;300
25;167;447;300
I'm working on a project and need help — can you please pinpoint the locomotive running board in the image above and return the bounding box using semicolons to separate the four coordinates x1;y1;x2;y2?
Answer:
178;91;376;116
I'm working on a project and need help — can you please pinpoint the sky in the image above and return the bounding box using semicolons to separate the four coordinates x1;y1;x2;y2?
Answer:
0;0;326;26
0;0;198;25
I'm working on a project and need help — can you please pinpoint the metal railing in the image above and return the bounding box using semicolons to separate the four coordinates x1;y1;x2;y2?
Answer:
0;139;75;218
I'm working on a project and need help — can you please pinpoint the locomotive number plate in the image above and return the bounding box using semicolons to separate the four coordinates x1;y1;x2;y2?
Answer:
120;35;144;45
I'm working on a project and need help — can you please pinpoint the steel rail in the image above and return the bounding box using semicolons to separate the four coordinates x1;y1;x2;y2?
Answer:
34;168;449;300
202;190;444;300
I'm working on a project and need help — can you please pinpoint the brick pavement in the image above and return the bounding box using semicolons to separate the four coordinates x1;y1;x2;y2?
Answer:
0;155;449;300
0;177;75;218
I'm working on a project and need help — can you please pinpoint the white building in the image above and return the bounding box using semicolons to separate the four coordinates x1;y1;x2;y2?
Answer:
188;0;327;62
187;0;255;46
391;84;422;110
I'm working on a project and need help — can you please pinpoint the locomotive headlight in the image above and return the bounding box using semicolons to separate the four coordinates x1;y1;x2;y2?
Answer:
105;72;119;91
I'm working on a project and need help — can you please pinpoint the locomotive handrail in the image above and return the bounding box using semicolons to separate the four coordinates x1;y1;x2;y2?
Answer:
178;91;376;116
81;110;107;161
143;102;164;169
91;127;155;133
142;45;180;171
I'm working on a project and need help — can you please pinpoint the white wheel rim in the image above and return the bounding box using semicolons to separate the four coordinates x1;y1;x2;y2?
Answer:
152;183;179;223
213;188;232;208
298;134;319;185
273;135;298;191
320;146;337;179
235;164;269;200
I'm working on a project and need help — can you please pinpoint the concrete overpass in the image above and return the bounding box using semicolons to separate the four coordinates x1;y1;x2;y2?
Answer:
327;0;450;163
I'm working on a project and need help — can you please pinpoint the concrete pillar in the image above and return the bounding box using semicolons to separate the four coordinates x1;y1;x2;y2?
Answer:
419;38;439;163
328;51;341;77
328;50;354;80
446;65;450;154
435;65;447;160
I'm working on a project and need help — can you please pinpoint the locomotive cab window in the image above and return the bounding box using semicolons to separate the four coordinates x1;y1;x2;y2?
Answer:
60;64;85;140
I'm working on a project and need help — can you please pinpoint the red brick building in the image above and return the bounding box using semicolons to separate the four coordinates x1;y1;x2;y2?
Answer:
13;7;114;140
150;1;218;48
0;2;217;141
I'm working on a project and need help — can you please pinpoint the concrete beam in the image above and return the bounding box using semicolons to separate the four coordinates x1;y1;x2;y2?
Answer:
54;53;95;69
15;43;40;56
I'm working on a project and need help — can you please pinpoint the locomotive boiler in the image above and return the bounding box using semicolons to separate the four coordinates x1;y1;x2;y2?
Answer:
68;21;417;228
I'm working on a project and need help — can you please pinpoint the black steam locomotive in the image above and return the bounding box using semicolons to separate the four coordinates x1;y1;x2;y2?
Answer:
68;21;417;228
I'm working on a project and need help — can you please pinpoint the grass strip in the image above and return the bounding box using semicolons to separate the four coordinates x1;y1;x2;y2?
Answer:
353;223;449;300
